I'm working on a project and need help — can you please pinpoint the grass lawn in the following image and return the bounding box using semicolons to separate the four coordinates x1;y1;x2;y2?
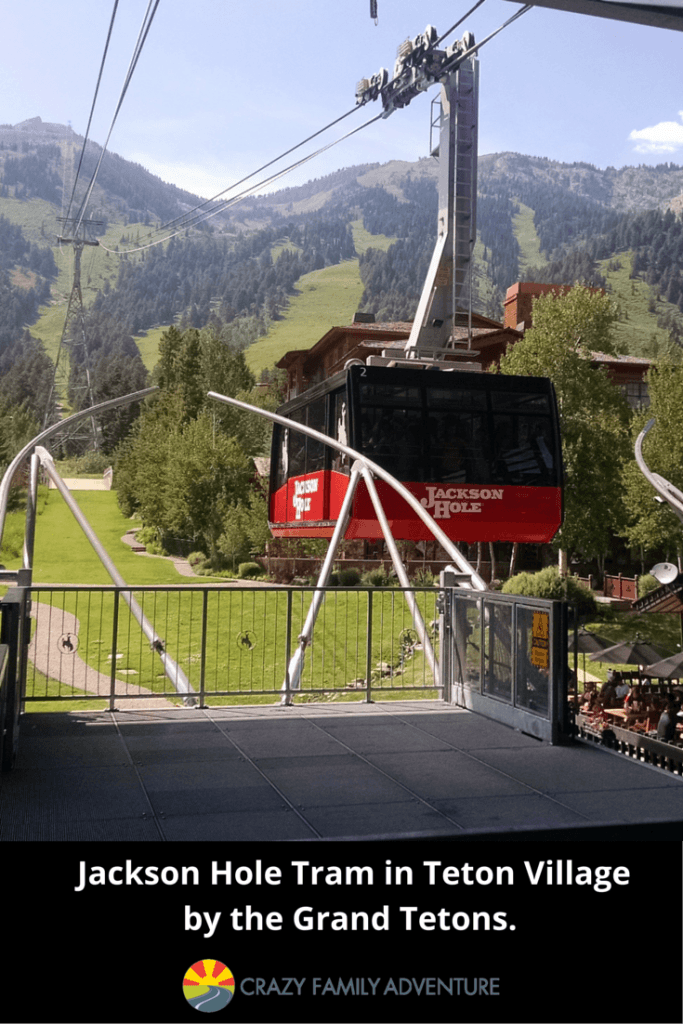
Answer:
7;489;438;709
4;489;185;586
245;259;366;378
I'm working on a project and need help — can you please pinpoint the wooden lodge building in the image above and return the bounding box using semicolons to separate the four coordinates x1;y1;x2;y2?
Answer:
277;282;652;410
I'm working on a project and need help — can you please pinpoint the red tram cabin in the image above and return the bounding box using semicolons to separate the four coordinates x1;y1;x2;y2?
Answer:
269;364;563;544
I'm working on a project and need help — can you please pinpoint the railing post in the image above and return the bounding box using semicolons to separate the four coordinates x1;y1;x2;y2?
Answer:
199;589;208;708
0;588;28;771
109;590;120;711
365;589;373;703
283;589;293;705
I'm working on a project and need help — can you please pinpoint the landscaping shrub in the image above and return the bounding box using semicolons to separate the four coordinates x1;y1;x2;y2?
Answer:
411;567;435;587
502;566;597;616
237;561;265;579
361;566;395;587
336;567;361;586
637;572;660;599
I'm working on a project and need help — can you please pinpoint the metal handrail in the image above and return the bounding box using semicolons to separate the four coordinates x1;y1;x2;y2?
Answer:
207;390;487;590
0;387;158;552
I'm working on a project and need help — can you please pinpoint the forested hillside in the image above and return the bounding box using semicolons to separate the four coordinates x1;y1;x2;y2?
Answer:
1;118;683;464
92;214;356;335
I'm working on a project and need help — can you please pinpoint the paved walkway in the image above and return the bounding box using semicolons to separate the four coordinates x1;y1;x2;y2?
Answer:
28;602;177;710
119;530;275;584
4;700;683;841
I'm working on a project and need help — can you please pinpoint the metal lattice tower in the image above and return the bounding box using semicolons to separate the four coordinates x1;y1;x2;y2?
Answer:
43;217;103;451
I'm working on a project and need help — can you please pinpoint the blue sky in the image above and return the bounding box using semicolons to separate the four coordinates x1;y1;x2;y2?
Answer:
2;1;682;200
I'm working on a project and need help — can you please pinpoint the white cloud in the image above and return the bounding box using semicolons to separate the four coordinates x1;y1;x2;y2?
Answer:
629;111;683;154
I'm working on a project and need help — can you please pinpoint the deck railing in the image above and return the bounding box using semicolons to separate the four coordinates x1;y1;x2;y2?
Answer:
22;584;442;711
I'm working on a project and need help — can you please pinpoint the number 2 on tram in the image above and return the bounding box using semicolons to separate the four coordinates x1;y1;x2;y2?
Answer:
269;364;563;544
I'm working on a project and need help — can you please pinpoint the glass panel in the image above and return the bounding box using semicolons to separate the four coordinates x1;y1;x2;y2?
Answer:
360;406;423;479
360;383;421;407
483;600;512;702
288;408;306;477
490;391;550;414
332;389;349;473
428;410;490;483
515;606;550;716
491;415;555;485
429;387;487;410
273;425;288;492
454;594;482;690
306;397;326;474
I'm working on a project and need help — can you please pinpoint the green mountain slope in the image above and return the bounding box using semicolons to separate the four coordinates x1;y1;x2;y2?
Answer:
2;118;683;394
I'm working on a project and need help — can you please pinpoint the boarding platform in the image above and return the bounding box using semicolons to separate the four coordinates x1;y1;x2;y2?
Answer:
3;701;683;841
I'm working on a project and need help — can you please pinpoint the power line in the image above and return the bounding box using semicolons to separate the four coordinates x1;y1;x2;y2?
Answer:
436;0;489;46
98;104;366;255
98;110;385;255
94;5;533;254
47;0;160;446
63;0;120;231
71;0;160;239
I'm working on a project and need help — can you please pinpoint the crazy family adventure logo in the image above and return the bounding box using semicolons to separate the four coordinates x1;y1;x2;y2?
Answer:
183;960;235;1013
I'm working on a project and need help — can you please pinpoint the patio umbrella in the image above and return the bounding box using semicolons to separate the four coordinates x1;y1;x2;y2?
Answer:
568;629;614;656
568;629;615;686
644;651;683;680
588;638;670;667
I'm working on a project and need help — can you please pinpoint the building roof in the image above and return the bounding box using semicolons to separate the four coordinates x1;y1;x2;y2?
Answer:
633;577;683;615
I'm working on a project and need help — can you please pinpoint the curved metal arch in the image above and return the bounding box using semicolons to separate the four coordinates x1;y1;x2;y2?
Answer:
0;387;159;551
207;389;487;591
635;417;683;525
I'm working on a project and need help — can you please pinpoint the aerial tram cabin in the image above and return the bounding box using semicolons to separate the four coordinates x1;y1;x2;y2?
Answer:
269;31;564;550
269;363;563;545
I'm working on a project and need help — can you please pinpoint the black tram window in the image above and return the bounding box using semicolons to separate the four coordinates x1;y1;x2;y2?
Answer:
490;390;551;415
428;408;491;484
359;383;423;480
272;424;289;493
288;408;307;477
430;387;487;410
491;413;555;485
306;396;327;474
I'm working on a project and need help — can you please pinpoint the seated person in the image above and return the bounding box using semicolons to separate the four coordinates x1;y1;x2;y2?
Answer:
598;677;618;708
657;697;679;743
614;673;630;704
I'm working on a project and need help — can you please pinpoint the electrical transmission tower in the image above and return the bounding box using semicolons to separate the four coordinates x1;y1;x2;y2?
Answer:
43;215;103;451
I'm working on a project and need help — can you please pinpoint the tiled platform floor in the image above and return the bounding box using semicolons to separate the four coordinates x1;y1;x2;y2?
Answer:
4;701;683;841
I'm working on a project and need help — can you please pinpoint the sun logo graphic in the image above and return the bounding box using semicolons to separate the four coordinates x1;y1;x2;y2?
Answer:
183;960;235;1012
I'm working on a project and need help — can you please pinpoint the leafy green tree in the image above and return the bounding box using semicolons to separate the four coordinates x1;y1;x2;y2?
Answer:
164;414;252;561
499;286;631;565
218;504;252;571
621;362;683;562
116;325;276;562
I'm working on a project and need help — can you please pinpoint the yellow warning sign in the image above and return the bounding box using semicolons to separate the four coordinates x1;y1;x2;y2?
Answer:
532;612;549;640
531;612;550;669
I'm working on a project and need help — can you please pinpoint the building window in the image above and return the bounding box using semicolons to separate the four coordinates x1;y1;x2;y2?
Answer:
623;381;649;409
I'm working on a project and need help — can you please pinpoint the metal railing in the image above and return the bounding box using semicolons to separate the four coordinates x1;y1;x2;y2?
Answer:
24;584;442;710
